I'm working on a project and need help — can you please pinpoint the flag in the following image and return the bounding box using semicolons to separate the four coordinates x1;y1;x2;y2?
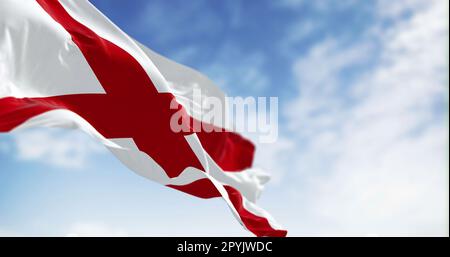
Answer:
0;0;287;237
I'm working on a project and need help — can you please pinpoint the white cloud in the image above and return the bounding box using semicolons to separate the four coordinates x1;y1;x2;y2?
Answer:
285;38;372;137
12;128;105;169
253;137;295;185
1;0;447;237
376;0;428;19
281;0;449;235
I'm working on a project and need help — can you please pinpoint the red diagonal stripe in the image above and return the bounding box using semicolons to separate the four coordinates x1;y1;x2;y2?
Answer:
170;179;287;237
0;0;284;237
224;185;287;237
33;0;256;173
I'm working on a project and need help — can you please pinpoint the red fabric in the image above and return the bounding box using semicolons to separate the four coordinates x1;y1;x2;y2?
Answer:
169;181;288;237
224;185;287;237
0;0;285;237
168;179;222;199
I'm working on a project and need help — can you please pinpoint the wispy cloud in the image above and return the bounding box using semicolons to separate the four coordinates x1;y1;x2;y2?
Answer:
0;0;447;237
279;0;449;235
12;128;105;169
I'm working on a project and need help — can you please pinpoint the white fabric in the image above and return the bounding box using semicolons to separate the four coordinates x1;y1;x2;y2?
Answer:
136;42;231;130
0;0;105;98
58;0;170;93
0;0;285;235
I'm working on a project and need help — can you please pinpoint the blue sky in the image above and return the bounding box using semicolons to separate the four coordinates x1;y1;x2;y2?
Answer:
0;0;448;236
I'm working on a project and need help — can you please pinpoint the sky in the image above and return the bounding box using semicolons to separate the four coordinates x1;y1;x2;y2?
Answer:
0;0;448;236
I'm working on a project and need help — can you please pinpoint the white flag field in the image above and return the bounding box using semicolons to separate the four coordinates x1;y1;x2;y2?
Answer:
0;0;287;236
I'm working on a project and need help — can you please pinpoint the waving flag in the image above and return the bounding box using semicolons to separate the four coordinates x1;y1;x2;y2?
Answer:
0;0;286;237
